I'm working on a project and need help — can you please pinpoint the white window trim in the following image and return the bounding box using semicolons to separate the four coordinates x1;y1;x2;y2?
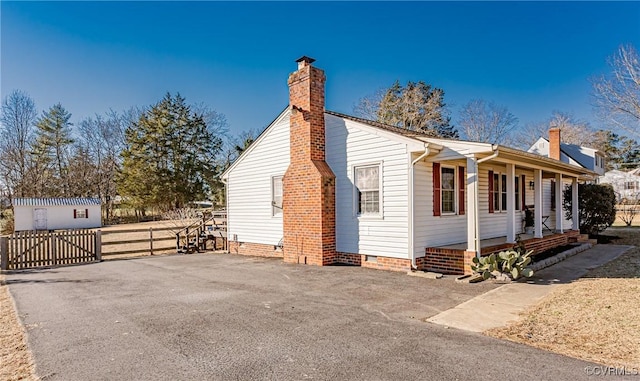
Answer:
440;165;457;215
353;162;383;219
271;175;283;218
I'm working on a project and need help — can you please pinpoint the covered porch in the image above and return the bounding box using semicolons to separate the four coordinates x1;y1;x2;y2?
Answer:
416;142;595;275
422;230;584;275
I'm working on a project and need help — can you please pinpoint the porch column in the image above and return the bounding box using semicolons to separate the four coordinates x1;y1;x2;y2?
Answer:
506;163;516;243
466;157;478;254
534;169;543;238
555;173;564;233
572;177;579;231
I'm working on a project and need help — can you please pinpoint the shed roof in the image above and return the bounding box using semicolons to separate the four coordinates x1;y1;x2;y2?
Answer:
13;198;101;207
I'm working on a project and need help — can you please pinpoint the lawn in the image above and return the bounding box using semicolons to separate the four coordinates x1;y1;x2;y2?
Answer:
487;227;640;369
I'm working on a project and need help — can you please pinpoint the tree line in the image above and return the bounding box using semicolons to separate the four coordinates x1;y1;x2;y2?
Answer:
1;44;638;217
0;92;252;219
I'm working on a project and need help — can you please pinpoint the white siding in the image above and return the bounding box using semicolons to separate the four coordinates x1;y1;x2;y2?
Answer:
540;178;575;231
413;163;535;258
226;115;290;245
14;205;101;231
325;115;410;259
413;159;467;255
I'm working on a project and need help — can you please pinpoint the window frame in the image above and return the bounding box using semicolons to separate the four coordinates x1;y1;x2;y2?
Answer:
271;175;283;217
501;174;508;212
353;163;383;218
514;176;521;211
440;165;457;215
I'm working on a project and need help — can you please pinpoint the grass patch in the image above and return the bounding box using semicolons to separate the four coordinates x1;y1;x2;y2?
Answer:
487;227;640;369
0;275;38;381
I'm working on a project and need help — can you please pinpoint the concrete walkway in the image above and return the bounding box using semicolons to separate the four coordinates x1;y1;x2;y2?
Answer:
427;244;634;332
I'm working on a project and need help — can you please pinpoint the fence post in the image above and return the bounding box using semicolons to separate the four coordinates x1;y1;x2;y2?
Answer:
95;230;102;261
149;227;154;255
1;237;8;271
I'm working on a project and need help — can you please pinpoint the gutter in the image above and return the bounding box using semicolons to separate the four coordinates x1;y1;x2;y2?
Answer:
409;144;433;269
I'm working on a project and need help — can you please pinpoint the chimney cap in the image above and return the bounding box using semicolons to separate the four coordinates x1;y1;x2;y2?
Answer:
295;56;316;68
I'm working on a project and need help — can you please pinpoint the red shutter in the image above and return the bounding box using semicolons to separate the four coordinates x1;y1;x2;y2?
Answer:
85;209;89;219
74;209;77;219
521;175;526;209
433;162;441;217
488;170;494;213
458;166;465;215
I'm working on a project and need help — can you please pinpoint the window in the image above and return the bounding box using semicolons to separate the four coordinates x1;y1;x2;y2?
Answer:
490;173;518;212
492;173;500;212
272;176;283;216
355;164;380;215
441;167;456;214
74;209;87;219
625;181;636;190
514;176;520;211
550;180;556;211
501;174;507;211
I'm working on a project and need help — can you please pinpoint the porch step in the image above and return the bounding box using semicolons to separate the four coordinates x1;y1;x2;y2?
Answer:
569;234;590;243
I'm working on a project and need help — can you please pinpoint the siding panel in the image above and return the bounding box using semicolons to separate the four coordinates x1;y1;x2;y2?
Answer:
326;115;410;259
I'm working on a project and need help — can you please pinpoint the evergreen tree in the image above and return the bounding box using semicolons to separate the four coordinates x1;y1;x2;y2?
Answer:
32;103;74;196
118;93;223;212
376;80;457;138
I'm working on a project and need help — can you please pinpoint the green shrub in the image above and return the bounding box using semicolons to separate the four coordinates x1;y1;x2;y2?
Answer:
563;183;616;236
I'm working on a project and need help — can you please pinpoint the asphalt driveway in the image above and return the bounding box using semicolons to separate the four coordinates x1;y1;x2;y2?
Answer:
7;253;604;380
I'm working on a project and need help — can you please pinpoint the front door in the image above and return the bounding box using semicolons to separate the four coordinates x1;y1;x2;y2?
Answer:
34;208;47;230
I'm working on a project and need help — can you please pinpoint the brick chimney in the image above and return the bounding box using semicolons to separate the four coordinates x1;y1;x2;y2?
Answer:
282;56;336;266
549;127;561;160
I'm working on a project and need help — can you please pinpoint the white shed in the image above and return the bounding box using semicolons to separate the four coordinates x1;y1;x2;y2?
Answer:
13;198;102;231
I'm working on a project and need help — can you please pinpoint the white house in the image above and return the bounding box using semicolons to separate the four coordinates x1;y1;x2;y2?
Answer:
529;133;606;176
13;198;102;231
221;57;594;274
599;169;640;201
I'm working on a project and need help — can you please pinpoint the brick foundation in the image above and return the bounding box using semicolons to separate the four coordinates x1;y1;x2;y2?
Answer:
423;230;581;275
228;241;284;258
336;252;411;272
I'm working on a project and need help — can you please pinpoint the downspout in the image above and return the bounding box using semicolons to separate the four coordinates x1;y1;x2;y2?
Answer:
471;148;499;257
409;144;432;269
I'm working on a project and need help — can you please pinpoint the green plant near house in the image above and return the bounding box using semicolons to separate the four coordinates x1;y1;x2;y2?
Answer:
471;250;534;280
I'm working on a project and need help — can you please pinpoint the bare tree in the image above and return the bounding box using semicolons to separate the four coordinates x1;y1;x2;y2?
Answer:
353;81;457;138
514;111;594;150
458;99;518;144
0;90;37;200
618;198;639;226
353;89;385;121
593;44;640;139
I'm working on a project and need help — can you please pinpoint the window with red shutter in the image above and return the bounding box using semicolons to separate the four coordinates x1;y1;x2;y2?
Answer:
458;166;465;215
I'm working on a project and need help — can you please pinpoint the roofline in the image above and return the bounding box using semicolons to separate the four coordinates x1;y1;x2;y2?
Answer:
494;145;597;177
538;137;599;168
220;106;289;180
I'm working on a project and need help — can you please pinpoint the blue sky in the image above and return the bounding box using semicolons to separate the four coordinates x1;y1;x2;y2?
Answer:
2;1;640;137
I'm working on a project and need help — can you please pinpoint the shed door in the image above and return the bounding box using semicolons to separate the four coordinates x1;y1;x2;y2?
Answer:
34;208;47;230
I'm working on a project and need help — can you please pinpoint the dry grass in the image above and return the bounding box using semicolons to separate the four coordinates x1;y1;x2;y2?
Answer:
0;275;38;381
488;228;640;369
